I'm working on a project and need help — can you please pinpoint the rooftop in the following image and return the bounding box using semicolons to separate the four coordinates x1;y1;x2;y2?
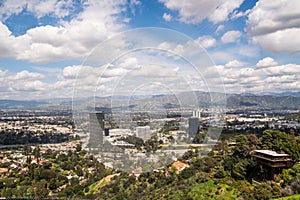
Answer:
253;150;290;157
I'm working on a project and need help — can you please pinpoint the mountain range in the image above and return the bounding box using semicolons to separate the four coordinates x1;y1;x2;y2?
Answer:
0;92;299;110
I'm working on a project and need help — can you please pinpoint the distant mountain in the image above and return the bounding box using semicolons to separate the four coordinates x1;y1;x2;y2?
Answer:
0;99;49;109
1;91;299;110
269;91;300;97
225;93;300;110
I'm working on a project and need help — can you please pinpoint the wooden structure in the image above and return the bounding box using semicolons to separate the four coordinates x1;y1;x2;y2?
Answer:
251;150;295;180
251;150;294;168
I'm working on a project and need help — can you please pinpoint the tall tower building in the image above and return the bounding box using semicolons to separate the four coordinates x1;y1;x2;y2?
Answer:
88;111;104;148
188;117;199;135
136;126;151;140
192;109;201;119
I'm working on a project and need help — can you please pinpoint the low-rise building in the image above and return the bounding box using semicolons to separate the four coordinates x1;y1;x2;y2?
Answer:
171;161;190;173
251;150;294;168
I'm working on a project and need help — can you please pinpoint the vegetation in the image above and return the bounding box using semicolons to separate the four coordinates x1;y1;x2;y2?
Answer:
1;129;300;199
92;130;300;199
0;145;110;198
0;130;73;145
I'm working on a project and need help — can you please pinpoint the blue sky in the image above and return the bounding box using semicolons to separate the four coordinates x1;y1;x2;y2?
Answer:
0;0;299;100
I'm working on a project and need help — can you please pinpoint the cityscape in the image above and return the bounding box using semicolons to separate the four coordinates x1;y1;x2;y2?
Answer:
0;94;299;199
0;0;300;199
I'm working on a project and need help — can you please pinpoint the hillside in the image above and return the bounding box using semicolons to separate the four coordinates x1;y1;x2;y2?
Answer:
0;92;299;110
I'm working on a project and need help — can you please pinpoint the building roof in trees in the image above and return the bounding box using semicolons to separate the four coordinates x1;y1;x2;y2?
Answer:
253;150;290;157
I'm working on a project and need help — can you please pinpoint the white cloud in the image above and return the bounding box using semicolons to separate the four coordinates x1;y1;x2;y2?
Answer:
208;0;244;24
102;67;129;78
221;30;241;43
1;56;300;99
163;13;172;21
225;60;245;68
14;70;45;80
159;0;222;24
0;0;73;20
0;22;17;58
210;44;259;64
210;51;235;64
12;80;46;91
118;57;139;69
216;25;224;34
0;0;128;63
231;9;250;20
0;22;11;37
265;75;298;84
0;68;48;95
212;56;300;94
129;0;141;14
157;39;216;67
247;0;300;53
62;65;83;79
249;29;300;54
129;64;177;77
195;35;216;49
259;64;300;77
159;0;244;24
238;45;259;58
256;57;278;68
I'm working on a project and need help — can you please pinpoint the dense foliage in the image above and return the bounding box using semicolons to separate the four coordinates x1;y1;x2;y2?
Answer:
1;129;300;199
93;130;300;200
0;146;109;198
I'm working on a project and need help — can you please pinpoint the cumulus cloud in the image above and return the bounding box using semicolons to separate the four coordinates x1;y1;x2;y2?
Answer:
210;44;259;64
231;9;251;20
214;56;300;94
0;0;73;20
0;0;128;63
0;68;48;99
163;13;172;21
159;0;222;24
12;80;46;91
225;60;245;68
256;57;278;68
221;30;241;43
247;0;300;53
216;25;224;34
208;0;244;24
159;0;244;24
259;64;300;77
14;70;45;80
118;57;139;69
1;56;300;99
195;35;216;49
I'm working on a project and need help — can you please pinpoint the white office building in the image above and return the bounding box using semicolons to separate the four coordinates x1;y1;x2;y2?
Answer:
136;126;151;140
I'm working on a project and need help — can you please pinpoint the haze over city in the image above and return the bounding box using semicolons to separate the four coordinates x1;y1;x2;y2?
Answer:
0;1;300;199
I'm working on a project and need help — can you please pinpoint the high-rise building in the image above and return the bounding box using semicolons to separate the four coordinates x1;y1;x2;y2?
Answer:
192;109;201;119
188;117;199;135
88;111;104;148
136;126;151;140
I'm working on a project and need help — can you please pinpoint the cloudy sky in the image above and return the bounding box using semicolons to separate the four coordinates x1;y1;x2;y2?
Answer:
0;0;300;100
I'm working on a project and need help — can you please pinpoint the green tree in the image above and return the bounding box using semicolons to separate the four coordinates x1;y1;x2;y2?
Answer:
261;130;300;160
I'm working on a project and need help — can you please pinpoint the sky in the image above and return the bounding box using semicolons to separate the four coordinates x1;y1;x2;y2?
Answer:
0;0;300;100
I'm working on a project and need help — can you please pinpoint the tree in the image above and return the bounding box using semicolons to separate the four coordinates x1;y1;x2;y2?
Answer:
30;180;49;198
75;144;82;152
33;146;41;158
214;167;226;178
261;130;300;161
49;179;58;190
291;173;300;194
